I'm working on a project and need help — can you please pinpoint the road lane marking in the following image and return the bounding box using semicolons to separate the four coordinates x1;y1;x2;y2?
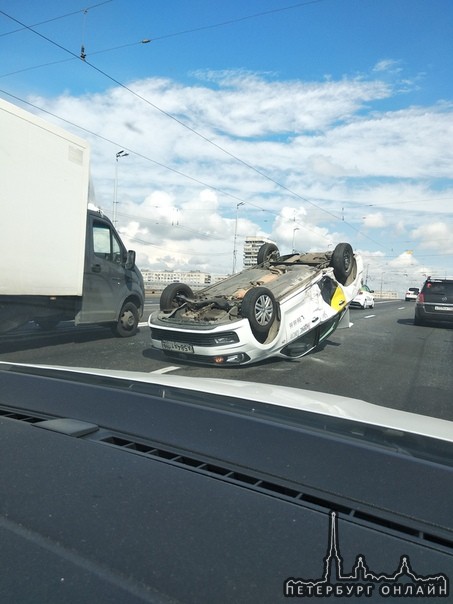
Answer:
364;314;375;319
151;366;181;374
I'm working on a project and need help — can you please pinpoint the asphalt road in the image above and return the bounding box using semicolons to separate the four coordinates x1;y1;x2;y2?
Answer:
1;299;452;422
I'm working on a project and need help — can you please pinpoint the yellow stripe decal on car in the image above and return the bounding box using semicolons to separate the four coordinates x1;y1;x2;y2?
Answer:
331;287;346;311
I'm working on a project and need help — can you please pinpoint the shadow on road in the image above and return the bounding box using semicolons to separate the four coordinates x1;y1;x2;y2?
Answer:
397;318;453;329
0;324;116;355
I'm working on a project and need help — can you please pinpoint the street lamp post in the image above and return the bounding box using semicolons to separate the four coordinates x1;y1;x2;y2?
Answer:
292;227;300;253
232;202;245;274
113;150;129;227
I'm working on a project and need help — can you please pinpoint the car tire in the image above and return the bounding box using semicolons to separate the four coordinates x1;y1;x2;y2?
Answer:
160;283;194;311
257;243;280;265
241;287;277;341
414;313;424;326
330;243;354;284
113;301;139;337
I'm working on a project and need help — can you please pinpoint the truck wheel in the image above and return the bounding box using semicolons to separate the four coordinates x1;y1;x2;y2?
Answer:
241;287;277;341
114;302;139;337
160;283;194;311
330;243;354;284
257;243;279;265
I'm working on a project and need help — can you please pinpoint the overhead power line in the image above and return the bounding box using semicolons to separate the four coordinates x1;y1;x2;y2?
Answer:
127;0;327;43
0;6;385;250
0;88;330;245
0;0;327;75
0;1;113;38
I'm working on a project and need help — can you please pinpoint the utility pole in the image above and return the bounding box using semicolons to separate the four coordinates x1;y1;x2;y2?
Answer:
292;227;300;253
232;202;244;273
113;150;128;227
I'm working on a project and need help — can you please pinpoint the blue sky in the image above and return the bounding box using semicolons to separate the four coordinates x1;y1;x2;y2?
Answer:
1;0;453;291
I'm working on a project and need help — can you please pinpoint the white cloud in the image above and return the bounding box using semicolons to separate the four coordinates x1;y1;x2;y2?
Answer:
388;251;418;269
373;59;403;74
362;212;386;229
26;69;453;278
411;221;453;254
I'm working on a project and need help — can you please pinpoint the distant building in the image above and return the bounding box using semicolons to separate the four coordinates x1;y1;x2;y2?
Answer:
373;290;398;299
141;236;278;289
243;236;274;268
140;269;228;290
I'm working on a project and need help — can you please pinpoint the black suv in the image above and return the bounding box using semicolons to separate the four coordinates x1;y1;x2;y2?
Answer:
414;277;453;326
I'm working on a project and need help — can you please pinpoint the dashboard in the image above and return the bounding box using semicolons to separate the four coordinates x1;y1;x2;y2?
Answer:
0;363;451;602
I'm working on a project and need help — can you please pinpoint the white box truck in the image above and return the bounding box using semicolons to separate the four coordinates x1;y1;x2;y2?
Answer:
0;97;145;335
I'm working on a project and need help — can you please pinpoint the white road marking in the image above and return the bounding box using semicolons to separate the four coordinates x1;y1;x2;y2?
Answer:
364;314;376;319
138;321;148;327
151;366;181;374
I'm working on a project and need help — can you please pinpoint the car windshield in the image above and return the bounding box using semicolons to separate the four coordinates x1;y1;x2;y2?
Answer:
0;4;452;600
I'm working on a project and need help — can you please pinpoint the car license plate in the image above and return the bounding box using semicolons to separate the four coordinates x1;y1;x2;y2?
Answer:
434;306;453;311
162;340;194;353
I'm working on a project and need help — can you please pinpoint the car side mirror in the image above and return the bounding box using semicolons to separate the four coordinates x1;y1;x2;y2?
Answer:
125;250;136;270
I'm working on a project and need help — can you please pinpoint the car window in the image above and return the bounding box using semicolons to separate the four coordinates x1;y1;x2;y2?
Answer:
424;282;453;295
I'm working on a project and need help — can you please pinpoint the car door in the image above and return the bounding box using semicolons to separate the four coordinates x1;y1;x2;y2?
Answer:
78;216;127;324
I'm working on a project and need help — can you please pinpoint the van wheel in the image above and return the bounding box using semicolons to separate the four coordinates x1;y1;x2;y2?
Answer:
113;302;139;337
241;287;277;341
330;243;354;284
257;243;279;265
160;283;194;310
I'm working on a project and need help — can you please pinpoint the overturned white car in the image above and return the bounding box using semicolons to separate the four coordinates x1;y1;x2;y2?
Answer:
149;242;363;365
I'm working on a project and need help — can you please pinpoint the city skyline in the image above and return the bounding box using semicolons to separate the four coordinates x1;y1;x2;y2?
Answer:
285;511;449;599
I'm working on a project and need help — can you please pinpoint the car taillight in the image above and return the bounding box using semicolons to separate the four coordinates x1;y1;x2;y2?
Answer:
417;293;424;303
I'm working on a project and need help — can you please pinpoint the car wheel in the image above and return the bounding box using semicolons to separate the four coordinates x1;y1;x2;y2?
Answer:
241;287;277;341
330;243;354;284
113;301;139;337
160;283;194;311
256;243;280;265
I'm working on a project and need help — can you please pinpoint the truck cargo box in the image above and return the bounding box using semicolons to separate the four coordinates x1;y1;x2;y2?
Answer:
0;97;89;296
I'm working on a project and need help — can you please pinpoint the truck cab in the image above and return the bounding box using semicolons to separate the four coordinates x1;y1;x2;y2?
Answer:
78;209;145;336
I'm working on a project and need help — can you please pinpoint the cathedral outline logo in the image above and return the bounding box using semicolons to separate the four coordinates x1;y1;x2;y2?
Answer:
284;511;449;598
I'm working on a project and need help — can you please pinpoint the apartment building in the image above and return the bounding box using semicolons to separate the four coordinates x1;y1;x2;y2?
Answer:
243;236;275;268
